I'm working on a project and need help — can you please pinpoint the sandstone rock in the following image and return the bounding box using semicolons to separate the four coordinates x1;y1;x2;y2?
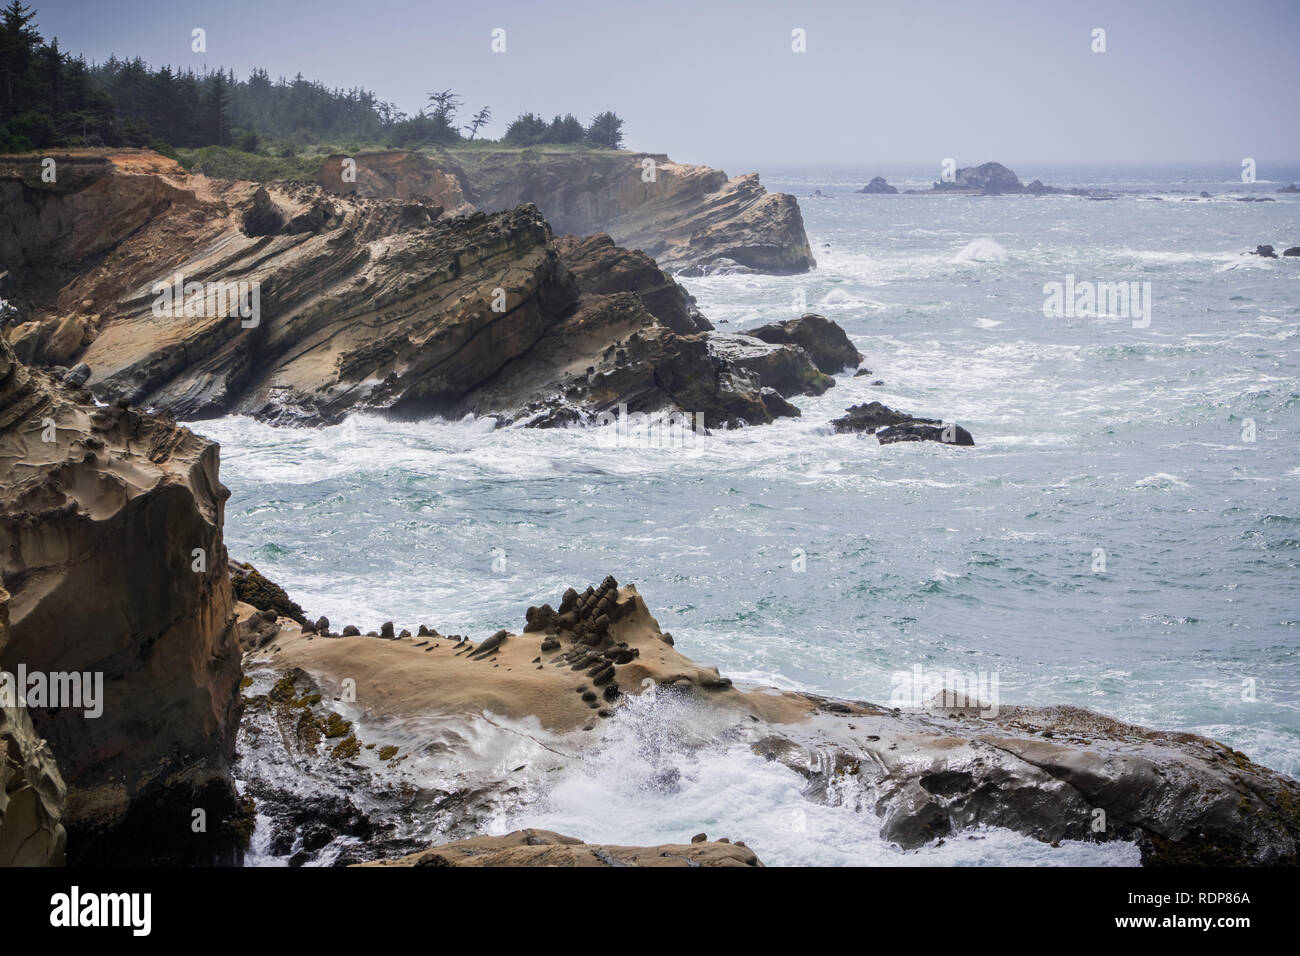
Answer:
552;233;710;334
357;828;763;867
0;334;245;864
423;148;815;275
0;583;67;866
1;151;805;431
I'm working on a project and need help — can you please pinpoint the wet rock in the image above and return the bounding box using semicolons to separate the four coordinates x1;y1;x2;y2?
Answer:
877;421;974;446
743;313;863;375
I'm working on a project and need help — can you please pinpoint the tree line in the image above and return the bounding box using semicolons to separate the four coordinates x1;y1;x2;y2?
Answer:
0;2;625;154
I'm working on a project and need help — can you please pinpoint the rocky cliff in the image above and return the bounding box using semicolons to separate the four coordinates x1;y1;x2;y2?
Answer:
0;333;245;865
236;574;1300;867
0;582;67;866
319;147;816;275
0;150;839;428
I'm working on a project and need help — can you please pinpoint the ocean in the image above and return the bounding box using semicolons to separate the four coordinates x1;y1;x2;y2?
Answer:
199;162;1300;865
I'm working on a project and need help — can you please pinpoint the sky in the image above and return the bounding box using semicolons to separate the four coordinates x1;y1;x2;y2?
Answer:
25;0;1300;169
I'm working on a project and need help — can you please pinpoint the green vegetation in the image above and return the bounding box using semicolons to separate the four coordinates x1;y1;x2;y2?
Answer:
2;2;629;160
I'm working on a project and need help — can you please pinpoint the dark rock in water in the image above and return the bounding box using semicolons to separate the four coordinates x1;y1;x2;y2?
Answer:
877;421;974;446
934;162;1025;195
858;176;898;195
761;388;801;418
1237;197;1275;203
1024;179;1062;196
1200;191;1211;198
709;333;833;398
831;401;919;434
1284;247;1300;257
1254;245;1279;258
1279;183;1300;193
342;625;361;637
743;314;863;374
63;362;91;387
834;401;973;445
380;622;395;640
315;616;330;634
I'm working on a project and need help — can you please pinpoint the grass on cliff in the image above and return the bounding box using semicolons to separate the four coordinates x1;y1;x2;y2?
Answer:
175;141;629;181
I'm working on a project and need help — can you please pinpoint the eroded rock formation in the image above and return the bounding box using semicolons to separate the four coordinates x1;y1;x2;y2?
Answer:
321;148;816;275
0;333;245;864
0;582;67;866
236;573;1299;866
1;150;834;429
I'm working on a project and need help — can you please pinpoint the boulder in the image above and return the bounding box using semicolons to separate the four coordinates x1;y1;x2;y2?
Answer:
743;314;862;374
1254;245;1279;258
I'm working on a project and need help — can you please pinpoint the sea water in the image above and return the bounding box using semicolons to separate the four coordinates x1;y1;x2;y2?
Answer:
204;163;1299;865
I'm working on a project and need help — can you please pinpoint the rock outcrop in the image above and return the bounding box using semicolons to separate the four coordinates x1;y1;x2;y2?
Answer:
0;583;67;866
316;150;473;214
858;176;898;194
358;828;762;867
334;147;816;275
744;313;863;375
553;233;711;334
833;401;974;446
0;333;246;865
0;150;833;429
932;161;1026;195
237;575;1300;866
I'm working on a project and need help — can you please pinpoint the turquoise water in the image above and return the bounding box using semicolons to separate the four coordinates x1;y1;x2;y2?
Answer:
203;164;1299;864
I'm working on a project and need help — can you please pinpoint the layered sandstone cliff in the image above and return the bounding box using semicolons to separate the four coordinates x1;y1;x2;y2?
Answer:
0;333;245;864
0;150;838;428
319;148;816;275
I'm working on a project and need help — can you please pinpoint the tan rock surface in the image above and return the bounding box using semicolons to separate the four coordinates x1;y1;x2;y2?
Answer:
357;828;762;867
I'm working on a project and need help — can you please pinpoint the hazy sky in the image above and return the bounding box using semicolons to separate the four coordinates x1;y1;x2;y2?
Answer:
28;0;1300;168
